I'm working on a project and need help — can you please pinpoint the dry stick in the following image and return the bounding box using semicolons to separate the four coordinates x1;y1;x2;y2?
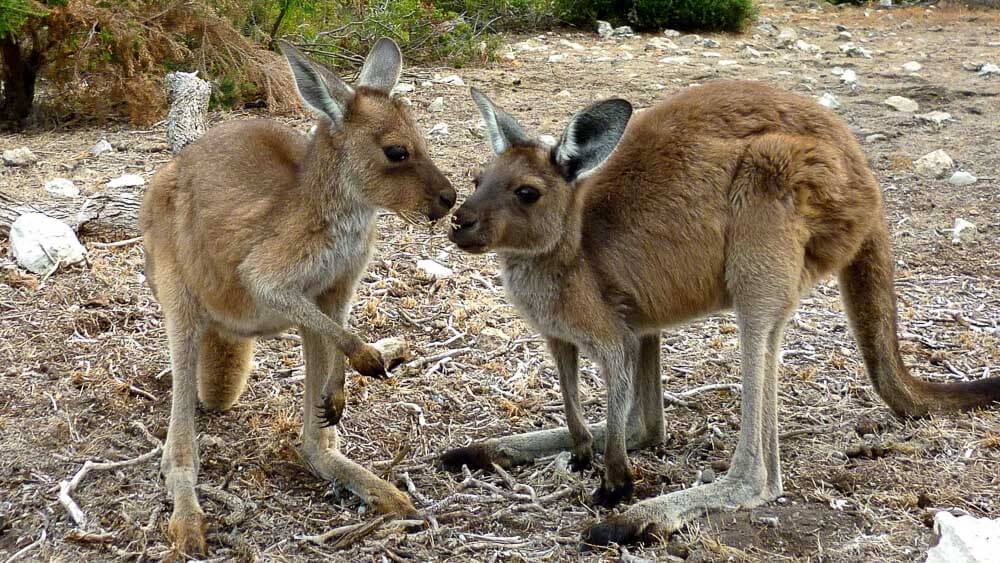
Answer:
4;529;46;563
90;236;143;248
404;347;472;370
57;422;163;529
295;515;423;547
664;383;743;408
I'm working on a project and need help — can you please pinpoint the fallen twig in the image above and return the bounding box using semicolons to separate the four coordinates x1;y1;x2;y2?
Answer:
57;422;162;529
4;529;46;563
90;236;143;248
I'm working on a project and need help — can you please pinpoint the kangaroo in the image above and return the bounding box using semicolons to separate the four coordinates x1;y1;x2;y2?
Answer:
139;39;455;556
442;82;1000;545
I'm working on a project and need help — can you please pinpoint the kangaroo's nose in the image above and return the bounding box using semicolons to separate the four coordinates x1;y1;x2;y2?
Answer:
451;207;478;231
439;188;456;210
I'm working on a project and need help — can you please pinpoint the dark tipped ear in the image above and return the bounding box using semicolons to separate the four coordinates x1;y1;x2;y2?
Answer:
470;87;531;154
277;40;354;128
357;38;402;93
554;99;632;182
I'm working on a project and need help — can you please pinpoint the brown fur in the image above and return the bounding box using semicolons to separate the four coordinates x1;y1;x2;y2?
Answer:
141;40;451;556
447;80;1000;544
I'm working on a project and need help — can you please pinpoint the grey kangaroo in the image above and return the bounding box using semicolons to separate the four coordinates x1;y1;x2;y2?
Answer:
441;82;1000;545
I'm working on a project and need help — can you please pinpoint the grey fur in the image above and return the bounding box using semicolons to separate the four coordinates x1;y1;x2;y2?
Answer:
554;99;632;182
357;38;403;93
471;88;531;154
277;40;355;127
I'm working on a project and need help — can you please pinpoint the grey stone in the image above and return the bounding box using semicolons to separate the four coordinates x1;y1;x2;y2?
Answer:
10;213;87;274
2;147;37;167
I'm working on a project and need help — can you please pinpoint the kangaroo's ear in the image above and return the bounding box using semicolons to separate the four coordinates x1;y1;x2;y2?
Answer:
471;87;531;155
278;40;355;128
357;38;402;93
554;99;632;183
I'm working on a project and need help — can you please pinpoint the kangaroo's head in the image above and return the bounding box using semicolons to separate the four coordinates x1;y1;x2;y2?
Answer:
449;88;632;255
279;39;456;221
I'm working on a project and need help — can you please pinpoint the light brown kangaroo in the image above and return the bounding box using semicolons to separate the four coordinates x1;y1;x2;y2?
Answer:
442;81;1000;545
140;39;455;557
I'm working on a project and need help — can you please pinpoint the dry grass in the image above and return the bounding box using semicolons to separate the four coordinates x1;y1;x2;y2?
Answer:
2;0;999;561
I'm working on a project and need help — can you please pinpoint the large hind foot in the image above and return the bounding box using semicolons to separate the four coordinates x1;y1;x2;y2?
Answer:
167;504;207;558
583;473;780;546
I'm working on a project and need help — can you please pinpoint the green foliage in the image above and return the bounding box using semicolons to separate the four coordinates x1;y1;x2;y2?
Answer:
555;0;757;32
0;0;48;38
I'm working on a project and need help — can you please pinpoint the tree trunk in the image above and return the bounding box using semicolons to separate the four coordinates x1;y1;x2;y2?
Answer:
1;191;142;238
0;34;39;127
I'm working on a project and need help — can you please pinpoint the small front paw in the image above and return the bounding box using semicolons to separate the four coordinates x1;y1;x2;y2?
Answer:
591;475;634;508
349;344;388;379
317;390;345;427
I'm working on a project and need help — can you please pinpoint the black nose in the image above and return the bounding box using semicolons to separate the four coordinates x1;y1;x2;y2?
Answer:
439;189;456;210
451;208;478;231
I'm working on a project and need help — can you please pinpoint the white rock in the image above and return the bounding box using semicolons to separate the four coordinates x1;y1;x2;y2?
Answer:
978;63;1000;76
950;218;978;245
557;89;571;97
866;133;888;143
392;83;415;94
901;61;922;72
796;40;820;53
702;51;722;58
831;66;845;75
416;259;453;279
2;147;37;167
701;38;720;48
645;38;678;51
885;96;919;112
428;97;445;112
679;34;702;46
90;139;113;156
612;26;634;37
502;50;516;61
718;60;739;66
547;53;566;63
558;39;585;51
841;69;858;83
421;81;433;88
106;174;145;188
840;42;873;58
947;171;977;186
838;31;853;40
43;178;80;198
927;512;999;562
596;20;613;38
10;213;87;274
436;74;465;86
914;149;954;178
513;40;542;52
660;56;691;64
777;27;797;47
743;46;762;58
539;134;557;146
429;123;449;137
663;29;681;37
917;111;952;125
818;93;841;109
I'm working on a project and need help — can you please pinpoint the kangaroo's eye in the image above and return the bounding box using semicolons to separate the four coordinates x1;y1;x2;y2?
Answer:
514;185;540;205
384;145;408;162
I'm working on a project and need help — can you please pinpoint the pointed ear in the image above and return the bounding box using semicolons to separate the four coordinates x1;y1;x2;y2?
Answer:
277;40;354;128
357;38;402;93
554;99;632;182
471;87;531;155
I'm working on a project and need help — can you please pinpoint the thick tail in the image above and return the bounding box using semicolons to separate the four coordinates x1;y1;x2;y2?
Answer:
197;327;254;411
838;225;1000;416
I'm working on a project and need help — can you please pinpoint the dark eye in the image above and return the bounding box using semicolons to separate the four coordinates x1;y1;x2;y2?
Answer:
514;185;540;205
384;145;408;162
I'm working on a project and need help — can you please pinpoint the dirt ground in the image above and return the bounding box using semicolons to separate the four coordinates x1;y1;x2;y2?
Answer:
2;1;999;561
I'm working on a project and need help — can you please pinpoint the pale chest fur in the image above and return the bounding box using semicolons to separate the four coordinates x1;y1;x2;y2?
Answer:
500;256;576;342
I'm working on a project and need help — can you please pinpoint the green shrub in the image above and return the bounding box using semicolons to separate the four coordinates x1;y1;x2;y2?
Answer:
555;0;756;32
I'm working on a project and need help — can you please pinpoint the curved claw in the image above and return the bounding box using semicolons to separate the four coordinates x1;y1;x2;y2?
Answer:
569;449;593;472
